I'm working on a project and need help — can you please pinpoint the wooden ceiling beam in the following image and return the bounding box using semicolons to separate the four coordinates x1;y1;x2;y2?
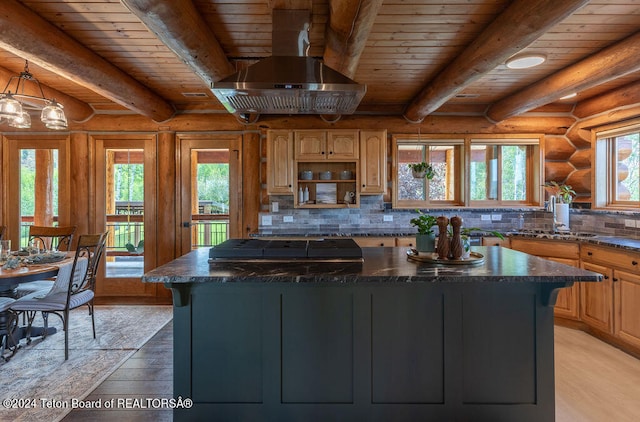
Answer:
403;0;590;123
0;0;174;122
0;65;94;123
323;0;384;79
573;79;640;119
121;0;235;86
487;31;640;122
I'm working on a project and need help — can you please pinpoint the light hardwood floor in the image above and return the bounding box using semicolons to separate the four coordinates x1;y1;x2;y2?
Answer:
555;325;640;421
63;323;640;421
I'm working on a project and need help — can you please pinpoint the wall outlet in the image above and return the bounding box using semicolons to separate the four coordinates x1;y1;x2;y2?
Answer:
283;215;294;223
481;214;491;221
271;202;279;213
625;219;636;228
261;215;272;226
491;214;502;221
383;215;393;222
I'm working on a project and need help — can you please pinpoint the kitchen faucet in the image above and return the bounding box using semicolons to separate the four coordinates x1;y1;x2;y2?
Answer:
546;195;567;233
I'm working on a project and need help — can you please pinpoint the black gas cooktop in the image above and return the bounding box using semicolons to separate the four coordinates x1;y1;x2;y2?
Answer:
208;238;363;262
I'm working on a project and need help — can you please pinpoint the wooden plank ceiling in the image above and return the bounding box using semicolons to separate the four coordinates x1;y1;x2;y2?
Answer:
0;0;638;123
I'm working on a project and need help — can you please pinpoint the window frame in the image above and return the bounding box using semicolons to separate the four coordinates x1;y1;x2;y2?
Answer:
594;119;640;210
392;133;543;209
392;135;464;208
469;136;542;207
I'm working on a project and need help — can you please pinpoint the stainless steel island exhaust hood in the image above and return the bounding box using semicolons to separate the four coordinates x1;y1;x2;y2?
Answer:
210;10;366;115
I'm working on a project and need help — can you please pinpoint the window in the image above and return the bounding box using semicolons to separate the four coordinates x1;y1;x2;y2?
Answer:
470;138;539;205
594;121;640;208
393;134;541;208
393;136;463;207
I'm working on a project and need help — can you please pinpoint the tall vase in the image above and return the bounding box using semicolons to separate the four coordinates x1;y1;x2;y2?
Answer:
449;216;463;259
436;216;450;259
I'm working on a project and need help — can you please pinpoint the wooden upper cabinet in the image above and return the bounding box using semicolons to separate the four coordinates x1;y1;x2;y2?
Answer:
359;130;387;194
295;130;327;159
327;130;359;159
295;130;358;160
267;130;294;194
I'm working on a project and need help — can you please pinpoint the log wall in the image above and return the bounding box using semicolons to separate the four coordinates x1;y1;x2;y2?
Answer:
2;107;639;302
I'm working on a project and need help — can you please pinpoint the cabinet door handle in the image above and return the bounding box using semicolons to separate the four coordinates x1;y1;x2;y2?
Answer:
587;251;593;256
362;184;366;188
329;151;333;155
321;151;325;155
632;261;638;266
613;277;619;282
604;275;609;280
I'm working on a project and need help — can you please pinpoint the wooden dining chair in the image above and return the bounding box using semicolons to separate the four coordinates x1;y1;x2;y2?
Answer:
15;225;78;299
0;297;18;362
28;225;77;252
11;231;108;360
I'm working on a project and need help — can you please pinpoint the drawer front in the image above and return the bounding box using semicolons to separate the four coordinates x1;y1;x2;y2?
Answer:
509;238;579;259
353;237;396;248
396;237;415;248
482;237;511;248
581;244;640;274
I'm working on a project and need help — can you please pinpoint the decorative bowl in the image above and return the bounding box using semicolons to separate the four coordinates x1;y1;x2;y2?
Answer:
318;171;332;180
299;170;313;180
339;170;353;180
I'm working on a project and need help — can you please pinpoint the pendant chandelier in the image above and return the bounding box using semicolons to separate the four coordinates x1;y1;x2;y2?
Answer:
0;61;67;130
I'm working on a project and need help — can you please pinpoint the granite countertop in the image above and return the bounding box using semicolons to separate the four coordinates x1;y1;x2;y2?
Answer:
256;232;640;252
508;232;640;252
142;246;602;285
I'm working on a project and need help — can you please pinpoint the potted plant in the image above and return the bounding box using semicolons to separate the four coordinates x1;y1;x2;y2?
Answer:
410;210;438;252
408;162;436;179
459;228;504;259
544;181;576;204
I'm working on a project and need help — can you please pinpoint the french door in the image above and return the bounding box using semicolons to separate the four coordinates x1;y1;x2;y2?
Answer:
94;134;157;297
178;134;242;256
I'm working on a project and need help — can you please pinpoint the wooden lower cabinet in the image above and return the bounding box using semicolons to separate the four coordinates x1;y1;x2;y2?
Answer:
509;238;580;320
614;269;640;349
579;261;614;334
548;257;580;320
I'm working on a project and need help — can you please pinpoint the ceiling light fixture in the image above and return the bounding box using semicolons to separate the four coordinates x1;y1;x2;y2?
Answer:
0;61;67;130
559;93;577;100
505;54;546;69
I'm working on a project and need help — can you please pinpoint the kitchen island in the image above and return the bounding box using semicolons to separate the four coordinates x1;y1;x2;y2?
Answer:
142;245;602;422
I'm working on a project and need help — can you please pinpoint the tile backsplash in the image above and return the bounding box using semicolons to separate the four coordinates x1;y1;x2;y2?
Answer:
259;195;640;239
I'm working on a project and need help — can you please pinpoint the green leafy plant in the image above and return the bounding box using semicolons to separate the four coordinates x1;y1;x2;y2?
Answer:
544;181;576;204
408;162;436;179
460;227;505;240
410;210;438;235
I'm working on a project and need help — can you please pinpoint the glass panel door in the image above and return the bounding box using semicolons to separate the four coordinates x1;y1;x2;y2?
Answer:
94;135;156;298
179;134;242;256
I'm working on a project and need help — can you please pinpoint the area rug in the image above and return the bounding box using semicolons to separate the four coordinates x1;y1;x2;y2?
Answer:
0;305;173;422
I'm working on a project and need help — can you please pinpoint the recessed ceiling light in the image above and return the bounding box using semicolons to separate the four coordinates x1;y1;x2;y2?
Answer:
505;54;546;69
559;93;577;100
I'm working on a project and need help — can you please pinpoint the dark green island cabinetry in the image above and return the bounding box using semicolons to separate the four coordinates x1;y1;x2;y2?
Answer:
142;246;602;422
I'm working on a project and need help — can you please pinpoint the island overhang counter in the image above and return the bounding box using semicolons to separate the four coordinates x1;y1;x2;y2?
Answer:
142;246;602;422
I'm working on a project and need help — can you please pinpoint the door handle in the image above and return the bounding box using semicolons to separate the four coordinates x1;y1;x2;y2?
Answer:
182;222;191;228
